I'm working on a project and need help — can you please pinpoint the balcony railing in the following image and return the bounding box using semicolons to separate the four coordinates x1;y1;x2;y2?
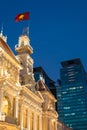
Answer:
15;44;33;51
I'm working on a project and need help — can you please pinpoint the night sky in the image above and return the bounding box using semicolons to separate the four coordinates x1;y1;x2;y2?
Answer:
0;0;87;82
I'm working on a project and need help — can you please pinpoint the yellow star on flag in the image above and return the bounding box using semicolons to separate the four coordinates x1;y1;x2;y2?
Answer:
19;14;24;20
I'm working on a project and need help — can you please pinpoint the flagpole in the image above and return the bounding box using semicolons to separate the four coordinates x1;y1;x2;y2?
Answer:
27;20;30;37
15;12;30;36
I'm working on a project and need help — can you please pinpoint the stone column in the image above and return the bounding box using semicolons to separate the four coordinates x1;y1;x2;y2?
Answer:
0;87;4;120
39;115;42;130
14;97;19;119
33;112;36;130
1;58;3;76
49;119;52;130
55;121;57;130
20;106;24;130
27;109;30;130
1;67;3;76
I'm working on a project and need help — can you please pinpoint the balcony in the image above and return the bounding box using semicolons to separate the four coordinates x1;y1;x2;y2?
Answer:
15;44;33;54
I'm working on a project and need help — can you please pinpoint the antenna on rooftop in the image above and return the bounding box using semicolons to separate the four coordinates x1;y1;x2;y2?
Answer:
0;24;7;42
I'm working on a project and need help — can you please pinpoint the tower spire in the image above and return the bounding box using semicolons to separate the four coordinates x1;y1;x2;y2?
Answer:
0;24;7;42
1;24;3;36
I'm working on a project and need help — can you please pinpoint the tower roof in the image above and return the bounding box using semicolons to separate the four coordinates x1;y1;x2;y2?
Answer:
37;80;56;101
37;80;50;91
33;66;55;84
61;58;82;67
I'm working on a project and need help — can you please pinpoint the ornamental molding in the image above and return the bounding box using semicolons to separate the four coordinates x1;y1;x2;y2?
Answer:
0;46;22;69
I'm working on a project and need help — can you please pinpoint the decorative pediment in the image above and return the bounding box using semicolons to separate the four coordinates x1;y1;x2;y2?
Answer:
37;79;57;112
0;37;17;62
0;37;22;69
37;80;50;91
37;80;56;101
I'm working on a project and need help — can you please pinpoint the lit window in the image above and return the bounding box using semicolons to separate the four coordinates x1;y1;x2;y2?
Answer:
64;107;70;109
71;113;75;115
68;79;75;82
69;87;76;90
79;86;83;89
62;91;67;94
68;73;74;76
64;113;70;116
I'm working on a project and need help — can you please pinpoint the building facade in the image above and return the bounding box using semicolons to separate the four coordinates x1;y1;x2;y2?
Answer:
33;67;57;107
0;31;58;130
59;58;87;130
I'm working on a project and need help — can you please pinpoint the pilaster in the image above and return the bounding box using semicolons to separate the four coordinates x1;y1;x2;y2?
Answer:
0;87;4;120
27;109;30;130
20;106;23;130
55;121;57;130
14;97;19;119
49;119;52;130
39;115;42;130
33;112;36;130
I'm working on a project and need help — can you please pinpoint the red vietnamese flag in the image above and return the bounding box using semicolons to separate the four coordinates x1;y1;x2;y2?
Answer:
15;12;30;22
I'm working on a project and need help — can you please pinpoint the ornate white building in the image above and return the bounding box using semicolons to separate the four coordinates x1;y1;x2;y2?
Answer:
0;31;58;130
0;29;72;130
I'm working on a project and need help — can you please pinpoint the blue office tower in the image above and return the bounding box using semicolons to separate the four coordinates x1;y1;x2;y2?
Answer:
60;58;87;130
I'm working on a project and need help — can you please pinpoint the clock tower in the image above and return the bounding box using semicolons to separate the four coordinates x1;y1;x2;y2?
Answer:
15;34;36;91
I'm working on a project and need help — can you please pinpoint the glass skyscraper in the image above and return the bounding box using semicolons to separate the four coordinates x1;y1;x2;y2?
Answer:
59;58;87;130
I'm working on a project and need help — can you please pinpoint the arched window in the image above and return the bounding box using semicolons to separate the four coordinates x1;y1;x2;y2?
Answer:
2;96;11;116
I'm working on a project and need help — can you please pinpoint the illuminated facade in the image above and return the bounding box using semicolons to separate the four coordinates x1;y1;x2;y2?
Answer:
0;31;58;130
59;58;87;130
33;66;57;110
